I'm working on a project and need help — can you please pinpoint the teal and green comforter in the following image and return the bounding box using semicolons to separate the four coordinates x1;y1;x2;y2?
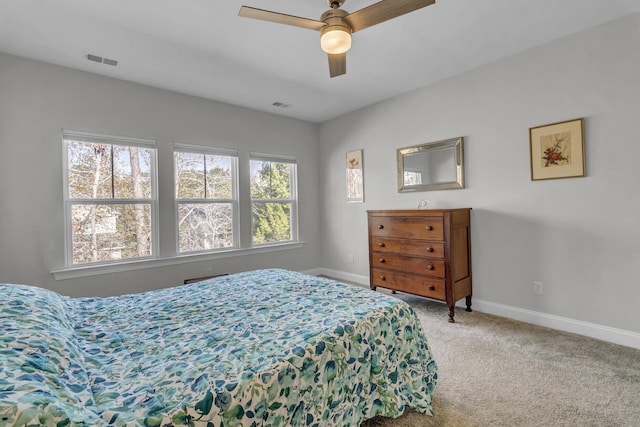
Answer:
0;269;437;426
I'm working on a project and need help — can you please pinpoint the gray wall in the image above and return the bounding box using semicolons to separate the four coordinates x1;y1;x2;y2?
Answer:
318;12;640;334
0;53;321;297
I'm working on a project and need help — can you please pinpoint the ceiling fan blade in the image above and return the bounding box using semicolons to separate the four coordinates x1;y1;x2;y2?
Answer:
344;0;436;33
239;6;326;31
328;53;347;78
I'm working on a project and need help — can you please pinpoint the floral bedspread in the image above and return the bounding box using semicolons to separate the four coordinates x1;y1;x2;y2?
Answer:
0;269;437;426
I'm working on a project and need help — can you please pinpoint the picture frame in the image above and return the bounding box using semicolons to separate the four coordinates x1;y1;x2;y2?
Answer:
529;118;585;181
346;149;364;203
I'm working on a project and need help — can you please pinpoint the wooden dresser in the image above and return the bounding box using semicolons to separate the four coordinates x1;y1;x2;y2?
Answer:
367;209;472;322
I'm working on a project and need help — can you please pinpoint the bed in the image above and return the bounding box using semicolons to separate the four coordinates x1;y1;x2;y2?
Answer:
0;269;437;426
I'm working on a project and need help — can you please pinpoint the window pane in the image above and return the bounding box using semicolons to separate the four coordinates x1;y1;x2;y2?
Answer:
250;161;292;199
178;203;233;252
71;204;152;264
113;145;152;199
67;140;113;199
404;170;422;185
205;155;232;199
175;152;205;199
252;202;291;244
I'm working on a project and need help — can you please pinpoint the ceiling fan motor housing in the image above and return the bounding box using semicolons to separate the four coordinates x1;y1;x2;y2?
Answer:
320;8;351;32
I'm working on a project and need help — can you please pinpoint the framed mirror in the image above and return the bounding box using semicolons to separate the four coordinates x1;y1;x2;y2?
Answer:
397;137;464;192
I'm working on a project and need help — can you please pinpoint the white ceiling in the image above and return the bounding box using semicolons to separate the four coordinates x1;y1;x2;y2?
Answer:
2;0;639;123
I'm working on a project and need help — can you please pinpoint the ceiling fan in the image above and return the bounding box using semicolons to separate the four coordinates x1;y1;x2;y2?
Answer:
239;0;436;78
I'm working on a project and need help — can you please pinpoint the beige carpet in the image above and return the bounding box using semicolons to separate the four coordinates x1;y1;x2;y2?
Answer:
359;289;640;427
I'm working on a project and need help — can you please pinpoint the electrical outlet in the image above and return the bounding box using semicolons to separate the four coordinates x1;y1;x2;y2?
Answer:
533;281;544;295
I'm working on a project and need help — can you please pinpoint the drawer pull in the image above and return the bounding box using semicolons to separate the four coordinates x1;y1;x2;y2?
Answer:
378;242;385;247
380;275;386;281
379;258;386;263
426;264;434;270
428;285;436;291
425;225;433;231
377;224;384;229
426;247;433;252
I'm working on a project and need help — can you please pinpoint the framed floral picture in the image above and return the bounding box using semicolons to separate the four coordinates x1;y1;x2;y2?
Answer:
529;118;585;180
346;149;364;203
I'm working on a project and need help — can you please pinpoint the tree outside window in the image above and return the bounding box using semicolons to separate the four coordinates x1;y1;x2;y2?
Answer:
64;131;157;265
174;146;238;253
250;156;297;245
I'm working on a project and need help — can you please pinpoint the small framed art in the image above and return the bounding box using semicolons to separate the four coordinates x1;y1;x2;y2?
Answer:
346;149;364;203
529;118;585;180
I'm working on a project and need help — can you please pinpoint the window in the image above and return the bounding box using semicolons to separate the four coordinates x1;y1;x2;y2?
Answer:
63;130;158;266
174;144;238;253
404;169;423;185
250;153;298;245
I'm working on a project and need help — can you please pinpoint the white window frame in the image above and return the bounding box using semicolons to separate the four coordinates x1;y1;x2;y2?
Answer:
174;143;239;254
62;129;159;267
249;152;299;247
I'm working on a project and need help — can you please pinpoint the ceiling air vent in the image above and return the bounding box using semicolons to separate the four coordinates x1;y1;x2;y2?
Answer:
102;57;118;67
86;54;102;63
85;54;118;67
272;101;290;108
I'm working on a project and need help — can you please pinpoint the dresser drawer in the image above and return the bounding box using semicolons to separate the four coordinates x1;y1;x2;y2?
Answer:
372;268;445;300
372;253;445;278
370;217;444;241
372;238;445;259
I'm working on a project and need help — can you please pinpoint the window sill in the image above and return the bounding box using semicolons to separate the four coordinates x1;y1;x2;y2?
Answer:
51;241;305;280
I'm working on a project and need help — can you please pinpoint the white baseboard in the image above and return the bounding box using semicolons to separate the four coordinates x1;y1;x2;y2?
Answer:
306;268;640;350
303;268;369;286
468;299;640;350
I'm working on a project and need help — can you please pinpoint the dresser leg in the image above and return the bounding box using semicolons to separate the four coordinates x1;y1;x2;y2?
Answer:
465;296;472;312
448;307;455;323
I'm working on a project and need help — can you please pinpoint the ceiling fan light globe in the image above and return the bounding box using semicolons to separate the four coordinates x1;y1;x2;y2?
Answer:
320;27;352;54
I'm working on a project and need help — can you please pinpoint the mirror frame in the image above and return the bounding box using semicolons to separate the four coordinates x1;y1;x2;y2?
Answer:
397;137;465;192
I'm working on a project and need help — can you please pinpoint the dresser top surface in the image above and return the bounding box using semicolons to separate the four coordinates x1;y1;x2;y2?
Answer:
367;208;471;215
